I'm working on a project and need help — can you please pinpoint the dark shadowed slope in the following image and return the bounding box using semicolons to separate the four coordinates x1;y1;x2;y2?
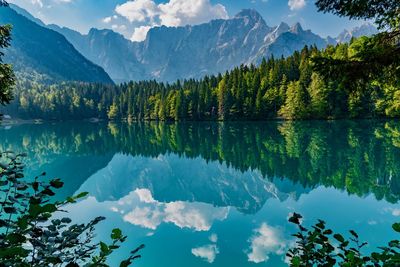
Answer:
0;6;114;84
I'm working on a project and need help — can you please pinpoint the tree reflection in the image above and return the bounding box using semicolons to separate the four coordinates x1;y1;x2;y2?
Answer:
0;120;399;203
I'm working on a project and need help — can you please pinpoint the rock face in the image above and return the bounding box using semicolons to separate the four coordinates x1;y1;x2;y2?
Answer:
47;25;143;84
9;5;378;83
336;23;378;43
44;8;332;82
0;6;114;84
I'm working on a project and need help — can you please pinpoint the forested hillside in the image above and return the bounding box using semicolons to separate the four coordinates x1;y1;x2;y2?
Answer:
0;6;113;84
2;37;399;121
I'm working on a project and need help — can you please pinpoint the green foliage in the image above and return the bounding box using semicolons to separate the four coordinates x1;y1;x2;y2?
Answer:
107;102;118;121
2;40;398;121
315;0;400;31
287;213;400;266
279;81;309;119
308;73;329;118
0;1;15;107
314;0;400;93
0;151;144;266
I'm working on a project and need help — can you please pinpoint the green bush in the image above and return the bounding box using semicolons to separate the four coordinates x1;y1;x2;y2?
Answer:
287;213;400;266
0;151;144;266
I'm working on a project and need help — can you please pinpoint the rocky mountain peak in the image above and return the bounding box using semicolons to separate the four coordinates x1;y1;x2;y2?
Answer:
234;9;266;25
276;22;290;32
290;22;304;34
8;3;379;83
336;23;378;43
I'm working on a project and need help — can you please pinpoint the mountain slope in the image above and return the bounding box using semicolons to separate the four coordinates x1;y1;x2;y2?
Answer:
9;5;378;83
0;6;113;84
47;9;330;82
253;23;328;64
48;25;142;84
336;23;378;43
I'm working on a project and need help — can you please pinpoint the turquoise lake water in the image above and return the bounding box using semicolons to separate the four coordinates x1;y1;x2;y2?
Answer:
1;120;399;266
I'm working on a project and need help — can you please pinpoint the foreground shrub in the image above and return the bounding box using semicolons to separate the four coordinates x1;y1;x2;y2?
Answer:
0;151;144;266
287;213;400;266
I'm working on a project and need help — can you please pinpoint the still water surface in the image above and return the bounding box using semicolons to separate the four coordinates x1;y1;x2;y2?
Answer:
1;120;399;266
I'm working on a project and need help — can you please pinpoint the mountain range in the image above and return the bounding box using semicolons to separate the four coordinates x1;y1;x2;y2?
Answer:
6;4;377;83
0;5;113;84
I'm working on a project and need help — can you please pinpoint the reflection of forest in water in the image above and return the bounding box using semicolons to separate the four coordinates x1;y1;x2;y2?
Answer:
1;120;400;203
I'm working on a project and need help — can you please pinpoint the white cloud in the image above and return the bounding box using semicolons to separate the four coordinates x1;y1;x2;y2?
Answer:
131;26;152;42
164;201;228;231
120;189;229;231
288;0;306;11
31;0;44;8
392;209;400;216
384;207;400;217
192;244;219;263
247;223;286;263
135;188;157;203
111;24;127;31
209;233;218;243
103;16;113;24
123;206;163;230
114;0;228;41
157;0;228;27
116;0;158;23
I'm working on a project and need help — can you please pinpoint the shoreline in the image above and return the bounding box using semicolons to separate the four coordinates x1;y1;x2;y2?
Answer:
1;117;399;126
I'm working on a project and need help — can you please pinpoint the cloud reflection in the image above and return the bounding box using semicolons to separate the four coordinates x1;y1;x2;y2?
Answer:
247;223;286;263
114;189;229;231
192;244;219;263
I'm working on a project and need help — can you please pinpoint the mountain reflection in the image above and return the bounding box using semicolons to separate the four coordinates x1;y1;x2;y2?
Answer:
0;120;399;206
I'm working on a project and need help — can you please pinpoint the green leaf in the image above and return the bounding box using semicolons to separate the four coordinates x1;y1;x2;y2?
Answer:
75;192;89;199
120;259;131;267
47;257;62;264
349;230;359;238
290;256;301;267
29;204;57;217
334;234;345;243
288;213;303;225
100;242;109;254
50;178;64;189
16;183;28;191
61;217;72;224
4;206;16;214
0;219;8;227
32;181;39;191
41;188;55;196
6;233;26;244
0;247;29;257
29;196;42;205
323;229;333;235
392;223;400;233
17;217;28;230
41;204;57;213
131;244;145;255
29;204;41;217
111;228;122;240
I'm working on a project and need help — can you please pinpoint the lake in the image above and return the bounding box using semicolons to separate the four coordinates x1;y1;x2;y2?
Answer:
1;120;399;266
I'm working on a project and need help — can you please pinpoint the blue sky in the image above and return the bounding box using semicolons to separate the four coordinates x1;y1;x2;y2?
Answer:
9;0;366;41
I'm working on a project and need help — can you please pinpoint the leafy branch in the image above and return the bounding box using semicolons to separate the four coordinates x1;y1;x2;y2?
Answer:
0;152;144;266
